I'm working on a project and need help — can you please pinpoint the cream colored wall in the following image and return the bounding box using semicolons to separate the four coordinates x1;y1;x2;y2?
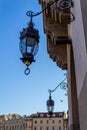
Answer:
4;119;25;130
0;115;25;130
33;118;64;130
25;118;32;130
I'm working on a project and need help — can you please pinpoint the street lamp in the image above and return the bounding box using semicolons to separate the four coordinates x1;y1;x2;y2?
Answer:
47;90;54;116
19;0;74;75
46;75;67;116
19;12;40;75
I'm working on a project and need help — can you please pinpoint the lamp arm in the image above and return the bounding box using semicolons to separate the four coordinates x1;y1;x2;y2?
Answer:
26;0;59;18
26;0;75;23
48;76;67;94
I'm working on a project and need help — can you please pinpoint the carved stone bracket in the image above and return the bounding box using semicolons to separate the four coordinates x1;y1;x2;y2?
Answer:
38;0;72;69
47;36;71;69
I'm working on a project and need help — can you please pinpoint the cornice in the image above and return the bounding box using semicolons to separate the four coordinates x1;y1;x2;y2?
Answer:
38;0;72;70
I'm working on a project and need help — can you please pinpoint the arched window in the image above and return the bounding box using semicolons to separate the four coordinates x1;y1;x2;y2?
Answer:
58;127;61;130
34;127;37;130
59;120;61;123
47;120;49;123
52;120;55;123
40;120;43;124
52;127;55;130
35;120;37;124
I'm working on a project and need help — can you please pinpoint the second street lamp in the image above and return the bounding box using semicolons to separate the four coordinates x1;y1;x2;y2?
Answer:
47;90;54;117
46;75;67;117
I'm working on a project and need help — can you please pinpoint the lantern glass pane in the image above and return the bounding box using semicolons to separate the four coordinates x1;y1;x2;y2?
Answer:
32;44;39;56
26;37;38;55
27;37;37;46
47;106;54;113
27;45;34;54
20;38;26;54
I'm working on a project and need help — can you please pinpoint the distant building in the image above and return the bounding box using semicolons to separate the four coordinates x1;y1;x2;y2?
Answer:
0;114;25;130
25;116;32;130
25;112;67;130
0;112;67;130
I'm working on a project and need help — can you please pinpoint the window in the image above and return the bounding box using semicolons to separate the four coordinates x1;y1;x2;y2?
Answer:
52;127;55;130
26;123;27;128
59;127;61;130
59;120;61;123
59;113;63;117
53;114;55;117
35;120;37;124
47;127;49;130
34;127;37;130
47;120;49;123
40;127;43;130
40;120;43;123
52;120;55;123
40;114;43;117
47;114;50;117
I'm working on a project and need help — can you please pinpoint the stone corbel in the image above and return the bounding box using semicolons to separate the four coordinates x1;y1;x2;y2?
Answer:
47;34;67;69
38;0;72;69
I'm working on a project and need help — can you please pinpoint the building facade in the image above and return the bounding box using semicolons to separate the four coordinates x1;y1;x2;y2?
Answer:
0;112;67;130
38;0;87;130
25;116;32;130
0;114;25;130
25;112;67;130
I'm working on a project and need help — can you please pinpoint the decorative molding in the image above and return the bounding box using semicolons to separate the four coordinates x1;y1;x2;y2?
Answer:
39;0;72;69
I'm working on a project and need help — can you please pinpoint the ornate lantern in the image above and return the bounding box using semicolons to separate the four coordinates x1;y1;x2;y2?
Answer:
19;12;40;75
47;91;54;116
46;76;68;117
19;0;75;75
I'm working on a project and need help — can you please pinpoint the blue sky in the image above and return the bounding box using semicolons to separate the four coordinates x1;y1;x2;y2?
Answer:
0;0;68;116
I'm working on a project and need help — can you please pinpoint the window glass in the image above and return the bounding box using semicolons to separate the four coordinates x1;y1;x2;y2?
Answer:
59;120;61;123
52;127;55;130
40;120;43;123
40;114;43;117
52;120;55;123
47;127;49;130
34;127;36;130
40;127;42;130
47;120;49;123
53;114;55;117
35;120;37;124
59;127;61;130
